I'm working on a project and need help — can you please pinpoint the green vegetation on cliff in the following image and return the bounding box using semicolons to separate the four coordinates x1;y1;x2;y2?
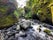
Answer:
0;0;18;28
24;0;52;24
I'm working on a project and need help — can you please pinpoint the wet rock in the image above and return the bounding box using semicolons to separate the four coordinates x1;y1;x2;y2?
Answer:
0;31;4;40
0;19;53;40
4;35;8;40
18;19;31;30
8;36;15;40
16;25;20;31
15;31;26;37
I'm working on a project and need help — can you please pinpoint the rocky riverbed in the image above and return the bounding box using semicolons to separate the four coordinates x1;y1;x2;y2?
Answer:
0;18;53;40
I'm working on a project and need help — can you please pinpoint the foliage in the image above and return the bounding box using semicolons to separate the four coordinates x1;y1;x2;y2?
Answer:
24;7;32;19
25;0;52;24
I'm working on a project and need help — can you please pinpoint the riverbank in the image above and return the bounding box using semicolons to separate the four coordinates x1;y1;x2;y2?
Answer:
0;18;53;40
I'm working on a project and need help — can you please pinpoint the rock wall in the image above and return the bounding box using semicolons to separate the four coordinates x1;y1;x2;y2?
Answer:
0;0;18;28
25;0;52;25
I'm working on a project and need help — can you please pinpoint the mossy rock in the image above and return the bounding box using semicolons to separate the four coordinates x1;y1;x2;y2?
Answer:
0;1;18;28
44;29;51;35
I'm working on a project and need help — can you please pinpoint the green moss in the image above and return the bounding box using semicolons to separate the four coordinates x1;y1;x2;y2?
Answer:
0;5;9;14
25;0;52;24
14;10;20;18
44;29;51;35
0;3;18;28
0;14;18;28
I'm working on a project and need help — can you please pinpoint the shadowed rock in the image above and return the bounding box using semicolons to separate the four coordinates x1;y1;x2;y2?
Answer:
0;0;18;28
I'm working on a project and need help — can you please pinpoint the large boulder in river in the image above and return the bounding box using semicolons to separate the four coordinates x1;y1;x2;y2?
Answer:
0;0;18;28
18;19;31;29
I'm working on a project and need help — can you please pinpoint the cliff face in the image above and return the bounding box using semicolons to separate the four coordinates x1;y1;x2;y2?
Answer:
25;0;52;25
0;0;18;28
48;3;53;24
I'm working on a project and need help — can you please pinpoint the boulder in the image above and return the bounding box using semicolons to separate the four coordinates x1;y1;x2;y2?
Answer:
18;19;31;29
0;0;18;28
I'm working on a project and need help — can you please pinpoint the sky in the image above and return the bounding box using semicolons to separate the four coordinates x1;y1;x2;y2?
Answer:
16;0;28;8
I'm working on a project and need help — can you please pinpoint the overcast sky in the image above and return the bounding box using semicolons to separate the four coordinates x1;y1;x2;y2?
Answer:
16;0;28;8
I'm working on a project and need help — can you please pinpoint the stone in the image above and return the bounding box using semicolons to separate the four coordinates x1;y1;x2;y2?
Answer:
0;0;18;28
16;25;20;31
0;33;4;40
19;19;31;29
8;36;15;40
19;31;25;36
0;19;52;40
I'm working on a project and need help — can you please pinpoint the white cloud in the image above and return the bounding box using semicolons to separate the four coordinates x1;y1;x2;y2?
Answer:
16;0;27;8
